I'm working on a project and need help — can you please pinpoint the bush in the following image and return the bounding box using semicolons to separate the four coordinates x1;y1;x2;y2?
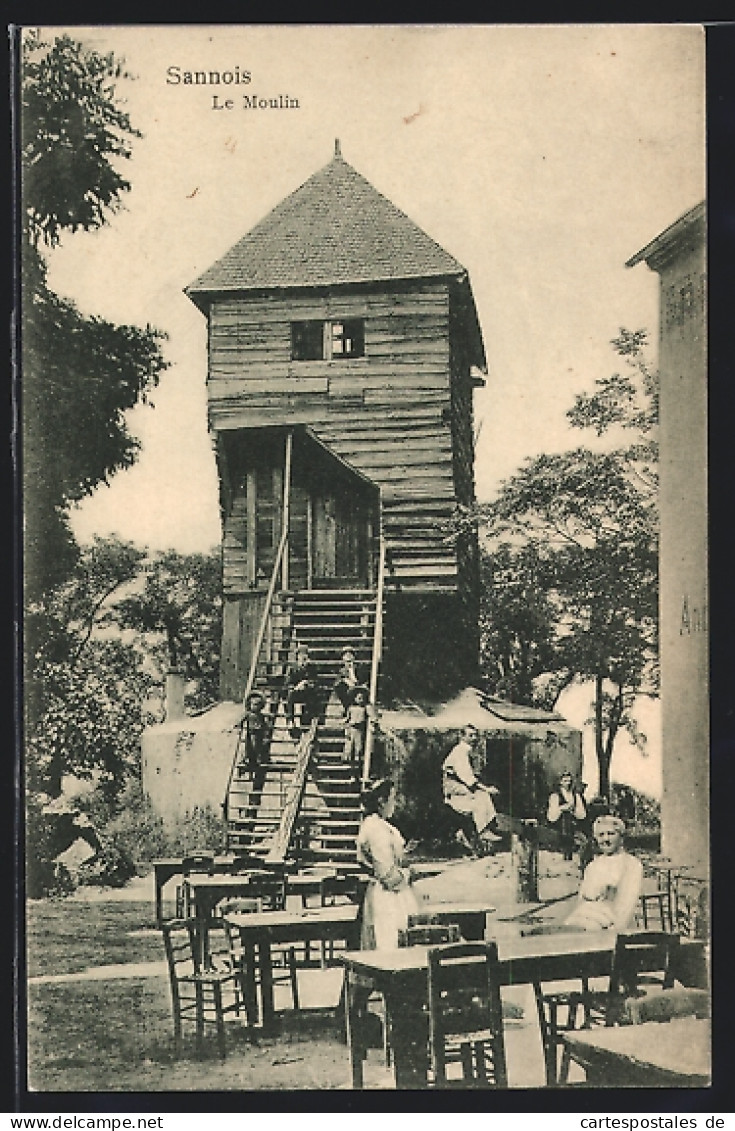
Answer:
165;804;226;858
79;779;225;872
26;792;80;898
88;780;169;867
77;834;137;888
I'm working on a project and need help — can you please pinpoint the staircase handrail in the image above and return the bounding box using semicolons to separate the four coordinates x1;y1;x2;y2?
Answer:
265;718;319;864
362;534;386;785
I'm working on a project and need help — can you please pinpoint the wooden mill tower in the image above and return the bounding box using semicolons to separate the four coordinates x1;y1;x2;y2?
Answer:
186;141;487;708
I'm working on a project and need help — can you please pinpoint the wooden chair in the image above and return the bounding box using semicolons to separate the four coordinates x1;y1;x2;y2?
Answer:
603;930;680;1024
534;930;681;1085
557;931;682;1084
223;872;300;1012
532;977;591;1087
161;918;242;1059
427;941;508;1089
636;858;676;932
175;853;215;919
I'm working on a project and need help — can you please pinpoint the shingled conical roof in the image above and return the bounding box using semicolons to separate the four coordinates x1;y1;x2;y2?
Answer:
186;144;467;305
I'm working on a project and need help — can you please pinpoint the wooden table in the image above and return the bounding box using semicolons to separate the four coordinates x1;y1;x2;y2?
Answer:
152;856;238;924
339;934;707;1089
226;904;361;1031
562;1017;711;1086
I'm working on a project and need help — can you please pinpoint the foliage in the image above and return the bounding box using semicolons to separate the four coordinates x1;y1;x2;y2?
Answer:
80;780;225;868
22;246;168;601
22;31;141;247
27;637;154;803
25;793;79;899
611;782;661;834
77;835;138;888
470;330;659;798
27;538;222;801
21;31;168;601
112;548;223;711
479;543;560;707
26;536;150;792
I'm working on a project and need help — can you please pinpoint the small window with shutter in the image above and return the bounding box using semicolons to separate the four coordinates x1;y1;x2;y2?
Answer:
291;319;365;360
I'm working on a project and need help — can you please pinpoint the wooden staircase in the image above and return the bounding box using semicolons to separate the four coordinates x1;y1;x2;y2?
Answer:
225;589;378;868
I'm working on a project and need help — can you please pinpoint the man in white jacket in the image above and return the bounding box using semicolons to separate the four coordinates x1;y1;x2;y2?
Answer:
442;724;501;854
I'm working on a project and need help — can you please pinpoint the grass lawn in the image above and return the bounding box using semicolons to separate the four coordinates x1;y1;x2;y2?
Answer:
26;900;162;978
25;856;565;1093
24;898;365;1093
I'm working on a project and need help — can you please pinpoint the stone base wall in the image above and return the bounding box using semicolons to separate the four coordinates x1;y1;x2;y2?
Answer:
141;702;242;827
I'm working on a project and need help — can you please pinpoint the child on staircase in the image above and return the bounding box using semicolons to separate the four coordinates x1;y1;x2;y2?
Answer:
343;685;370;771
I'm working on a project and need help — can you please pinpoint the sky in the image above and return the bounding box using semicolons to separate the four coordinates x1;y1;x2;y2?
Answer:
38;23;706;557
35;25;705;797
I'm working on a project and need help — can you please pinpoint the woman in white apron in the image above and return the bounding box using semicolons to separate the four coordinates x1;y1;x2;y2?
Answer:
356;778;418;949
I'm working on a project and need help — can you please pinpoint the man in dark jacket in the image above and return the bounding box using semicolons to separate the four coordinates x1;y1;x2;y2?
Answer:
332;647;370;716
285;643;322;736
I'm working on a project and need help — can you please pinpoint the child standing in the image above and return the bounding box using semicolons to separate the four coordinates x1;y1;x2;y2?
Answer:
239;690;273;776
344;686;369;771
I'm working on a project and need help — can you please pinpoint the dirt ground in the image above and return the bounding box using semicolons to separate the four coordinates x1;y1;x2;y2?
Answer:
26;852;582;1093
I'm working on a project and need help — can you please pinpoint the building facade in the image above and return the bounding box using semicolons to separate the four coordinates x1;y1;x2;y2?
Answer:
186;142;487;702
626;202;707;870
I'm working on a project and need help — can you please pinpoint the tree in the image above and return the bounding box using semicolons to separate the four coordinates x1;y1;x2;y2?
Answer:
22;31;141;248
26;538;222;798
474;330;658;798
21;32;168;601
479;543;560;706
26;535;148;796
112;548;223;712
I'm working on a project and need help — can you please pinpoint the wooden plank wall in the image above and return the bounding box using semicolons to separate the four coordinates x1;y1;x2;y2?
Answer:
449;299;481;674
208;283;464;591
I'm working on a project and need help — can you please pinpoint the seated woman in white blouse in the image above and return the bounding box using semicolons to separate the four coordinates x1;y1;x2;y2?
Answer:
564;814;643;932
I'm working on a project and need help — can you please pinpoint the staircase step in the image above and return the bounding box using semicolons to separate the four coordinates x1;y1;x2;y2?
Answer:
293;589;375;599
293;607;375;619
309;849;359;862
229;818;281;829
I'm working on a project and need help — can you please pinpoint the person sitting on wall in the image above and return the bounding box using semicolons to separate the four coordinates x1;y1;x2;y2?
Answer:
284;643;323;738
546;771;587;861
332;647;370;717
239;690;273;777
442;723;502;855
564;814;643;931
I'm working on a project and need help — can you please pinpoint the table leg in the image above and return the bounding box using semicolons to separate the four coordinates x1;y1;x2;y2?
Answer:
155;867;165;926
384;992;429;1089
258;940;276;1032
345;975;371;1089
242;942;259;1027
196;896;215;969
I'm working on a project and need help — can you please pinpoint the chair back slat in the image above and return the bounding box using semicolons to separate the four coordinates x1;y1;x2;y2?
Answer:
399;923;462;948
611;931;680;995
181;853;216;876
